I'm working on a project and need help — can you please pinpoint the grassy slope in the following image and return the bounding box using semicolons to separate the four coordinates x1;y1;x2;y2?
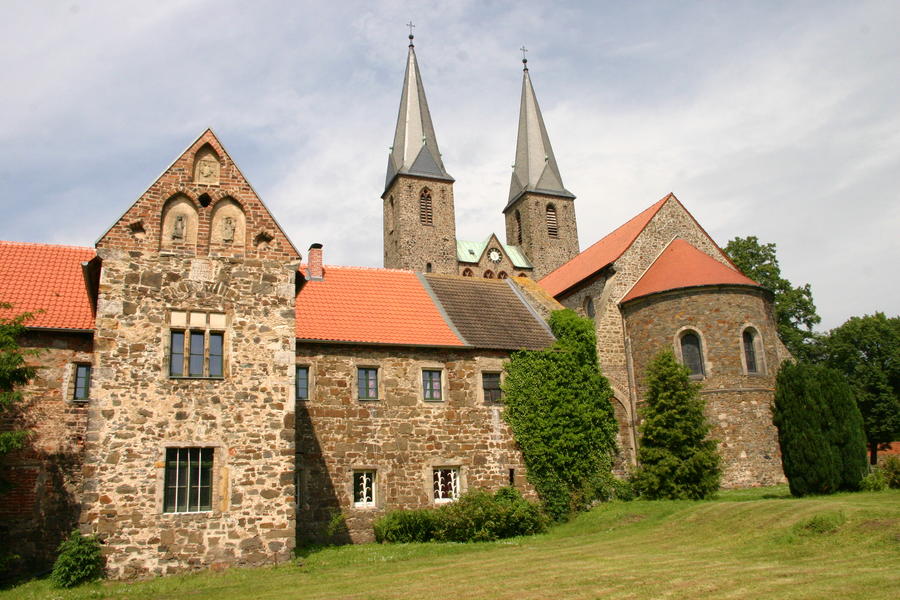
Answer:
5;487;899;600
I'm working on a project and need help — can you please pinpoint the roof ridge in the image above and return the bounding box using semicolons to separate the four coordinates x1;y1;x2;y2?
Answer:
0;240;94;251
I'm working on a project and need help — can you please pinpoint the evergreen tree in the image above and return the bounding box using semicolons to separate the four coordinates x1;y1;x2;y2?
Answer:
0;306;37;486
503;310;619;520
773;361;867;496
631;350;721;500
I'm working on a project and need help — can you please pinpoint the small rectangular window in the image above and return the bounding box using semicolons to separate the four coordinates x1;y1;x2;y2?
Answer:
208;332;224;377
170;331;185;376
358;368;378;400
73;364;91;401
353;470;376;507
163;447;213;513
296;366;309;401
482;372;502;403
433;467;459;503
189;331;205;377
422;369;442;401
508;468;516;487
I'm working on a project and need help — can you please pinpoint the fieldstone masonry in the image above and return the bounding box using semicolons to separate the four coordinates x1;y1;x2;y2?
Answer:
383;175;458;274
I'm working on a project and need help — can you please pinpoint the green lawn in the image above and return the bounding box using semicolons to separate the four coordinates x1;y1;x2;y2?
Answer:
5;487;899;599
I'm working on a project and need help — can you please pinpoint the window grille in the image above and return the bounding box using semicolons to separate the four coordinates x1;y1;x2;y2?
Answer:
164;447;213;513
419;188;433;225
353;471;376;507
546;204;558;238
433;468;459;502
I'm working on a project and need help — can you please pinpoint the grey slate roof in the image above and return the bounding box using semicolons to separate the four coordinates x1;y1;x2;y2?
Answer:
506;65;574;210
385;43;453;193
423;274;556;351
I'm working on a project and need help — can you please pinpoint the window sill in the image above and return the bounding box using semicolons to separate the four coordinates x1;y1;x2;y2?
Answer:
358;398;380;402
161;509;213;516
352;503;377;509
434;497;456;504
169;376;225;381
423;398;444;403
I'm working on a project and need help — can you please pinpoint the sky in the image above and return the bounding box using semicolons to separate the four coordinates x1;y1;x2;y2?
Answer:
1;0;897;331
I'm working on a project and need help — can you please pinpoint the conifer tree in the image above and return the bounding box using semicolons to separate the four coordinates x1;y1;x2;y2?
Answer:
0;307;36;483
631;350;721;500
773;361;867;496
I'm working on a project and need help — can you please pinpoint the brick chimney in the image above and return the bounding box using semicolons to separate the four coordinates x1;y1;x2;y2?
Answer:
307;243;324;280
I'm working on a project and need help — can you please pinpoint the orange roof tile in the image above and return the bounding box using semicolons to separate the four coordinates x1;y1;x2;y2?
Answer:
0;241;96;330
539;194;671;297
620;239;760;304
295;266;465;347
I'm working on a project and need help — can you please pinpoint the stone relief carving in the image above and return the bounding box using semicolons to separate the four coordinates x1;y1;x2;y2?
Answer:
193;145;221;185
160;195;198;248
172;215;185;240
222;217;235;243
210;198;246;248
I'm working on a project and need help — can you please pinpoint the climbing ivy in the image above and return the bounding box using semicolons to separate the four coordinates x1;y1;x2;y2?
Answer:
503;309;619;520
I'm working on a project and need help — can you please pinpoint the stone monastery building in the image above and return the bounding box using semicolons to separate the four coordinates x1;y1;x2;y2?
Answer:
0;37;787;578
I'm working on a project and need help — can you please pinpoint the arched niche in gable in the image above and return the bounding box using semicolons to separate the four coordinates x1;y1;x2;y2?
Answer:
209;197;246;249
193;144;221;185
160;194;199;250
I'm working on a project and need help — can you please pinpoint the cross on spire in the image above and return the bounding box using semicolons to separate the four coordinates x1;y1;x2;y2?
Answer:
407;20;415;46
520;44;528;69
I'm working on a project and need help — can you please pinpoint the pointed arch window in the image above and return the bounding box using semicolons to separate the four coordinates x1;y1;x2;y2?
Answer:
546;204;558;238
742;328;763;374
419;188;433;225
462;268;473;277
515;210;522;244
679;331;705;377
497;271;508;280
483;270;495;279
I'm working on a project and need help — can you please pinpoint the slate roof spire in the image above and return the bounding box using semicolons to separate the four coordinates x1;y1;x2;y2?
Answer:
507;57;574;208
385;32;453;193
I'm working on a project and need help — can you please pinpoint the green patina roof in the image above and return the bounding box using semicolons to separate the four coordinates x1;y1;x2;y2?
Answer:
456;238;532;269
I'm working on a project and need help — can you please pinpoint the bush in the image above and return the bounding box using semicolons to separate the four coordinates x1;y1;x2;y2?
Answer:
631;351;721;500
595;472;635;502
773;362;868;496
50;530;103;588
374;487;547;544
373;508;439;543
882;455;900;489
860;469;888;492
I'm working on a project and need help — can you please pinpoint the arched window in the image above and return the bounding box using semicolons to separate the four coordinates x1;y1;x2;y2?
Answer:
497;271;508;279
419;188;433;225
743;328;760;374
515;210;522;244
546;204;558;238
425;262;433;273
680;331;705;377
517;272;527;278
583;296;595;319
462;268;473;277
483;270;494;279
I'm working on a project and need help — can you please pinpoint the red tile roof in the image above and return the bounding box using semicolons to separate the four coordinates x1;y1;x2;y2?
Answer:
539;194;671;297
0;241;96;330
295;266;465;347
620;239;760;304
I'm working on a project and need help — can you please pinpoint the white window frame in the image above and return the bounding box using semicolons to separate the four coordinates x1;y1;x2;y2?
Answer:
433;467;460;503
352;470;377;508
739;325;767;376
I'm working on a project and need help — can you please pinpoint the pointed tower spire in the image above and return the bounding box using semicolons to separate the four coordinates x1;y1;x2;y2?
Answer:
506;57;574;209
384;32;453;194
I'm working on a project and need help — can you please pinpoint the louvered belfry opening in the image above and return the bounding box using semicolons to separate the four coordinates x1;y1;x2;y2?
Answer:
515;210;522;244
546;204;558;238
419;188;433;225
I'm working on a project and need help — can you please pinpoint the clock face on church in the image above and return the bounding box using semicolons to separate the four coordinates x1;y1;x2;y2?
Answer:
487;248;502;263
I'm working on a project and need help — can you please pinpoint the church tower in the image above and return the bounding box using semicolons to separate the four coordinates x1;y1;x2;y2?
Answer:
503;58;579;280
383;34;458;273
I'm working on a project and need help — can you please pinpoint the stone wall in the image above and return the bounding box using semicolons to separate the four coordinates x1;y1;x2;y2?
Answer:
294;343;533;544
82;250;298;578
505;192;579;280
621;286;786;487
0;330;92;572
383;175;458;274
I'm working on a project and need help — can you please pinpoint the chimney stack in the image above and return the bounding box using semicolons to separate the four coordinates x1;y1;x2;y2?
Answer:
307;243;324;280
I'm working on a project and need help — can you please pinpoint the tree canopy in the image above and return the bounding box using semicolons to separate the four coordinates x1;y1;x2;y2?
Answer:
0;306;36;465
631;350;721;500
503;309;619;520
821;312;900;463
724;236;820;360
